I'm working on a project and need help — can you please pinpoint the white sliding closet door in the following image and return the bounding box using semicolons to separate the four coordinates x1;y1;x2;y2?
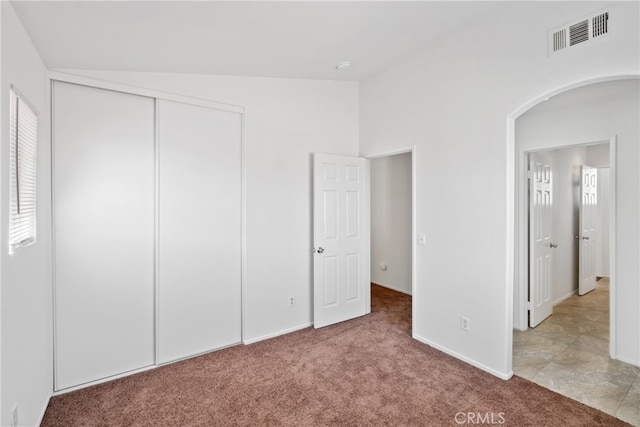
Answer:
157;100;242;364
53;82;155;390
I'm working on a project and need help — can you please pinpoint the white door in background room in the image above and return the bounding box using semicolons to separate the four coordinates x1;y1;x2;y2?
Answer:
313;154;369;328
157;99;242;364
53;81;155;390
579;165;598;295
529;154;556;327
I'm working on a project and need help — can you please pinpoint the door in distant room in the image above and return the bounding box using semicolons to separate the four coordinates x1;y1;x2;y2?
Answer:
579;165;598;295
529;154;556;327
313;153;369;328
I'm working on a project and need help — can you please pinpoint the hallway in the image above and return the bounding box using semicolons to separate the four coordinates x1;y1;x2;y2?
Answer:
514;279;639;425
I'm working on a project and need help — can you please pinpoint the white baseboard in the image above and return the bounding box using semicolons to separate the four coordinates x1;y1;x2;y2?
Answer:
243;322;312;345
413;333;513;380
37;392;52;426
615;354;640;367
553;289;577;306
371;281;412;296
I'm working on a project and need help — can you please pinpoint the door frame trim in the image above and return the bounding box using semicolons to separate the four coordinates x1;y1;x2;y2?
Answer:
365;146;416;336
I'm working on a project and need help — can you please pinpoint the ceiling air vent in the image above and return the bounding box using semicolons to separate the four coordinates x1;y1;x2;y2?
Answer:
569;20;589;46
552;28;566;52
548;8;612;56
592;12;610;38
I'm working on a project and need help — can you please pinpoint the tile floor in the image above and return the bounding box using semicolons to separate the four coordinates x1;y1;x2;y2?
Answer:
513;279;640;426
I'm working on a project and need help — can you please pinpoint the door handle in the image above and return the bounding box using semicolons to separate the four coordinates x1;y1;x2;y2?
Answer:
582;236;590;240
316;247;325;254
550;243;558;248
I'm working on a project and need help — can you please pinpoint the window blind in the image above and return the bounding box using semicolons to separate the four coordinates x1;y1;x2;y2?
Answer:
9;87;38;253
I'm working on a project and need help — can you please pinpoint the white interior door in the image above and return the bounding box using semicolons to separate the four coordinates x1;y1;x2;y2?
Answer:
157;99;242;364
53;81;155;390
579;165;598;295
313;153;369;328
529;155;556;327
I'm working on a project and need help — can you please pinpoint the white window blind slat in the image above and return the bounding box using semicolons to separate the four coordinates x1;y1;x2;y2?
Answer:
9;88;38;253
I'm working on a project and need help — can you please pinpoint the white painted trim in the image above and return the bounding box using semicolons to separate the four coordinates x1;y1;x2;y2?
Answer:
48;71;244;114
153;99;160;365
411;147;417;337
53;341;242;395
505;113;515;373
508;75;638;369
553;290;578;306
616;354;640;368
365;147;413;159
413;334;513;380
36;393;52;426
364;159;372;315
608;135;617;360
240;107;247;345
371;281;412;296
243;323;313;345
0;5;3;422
53;364;158;395
50;79;60;391
155;341;241;367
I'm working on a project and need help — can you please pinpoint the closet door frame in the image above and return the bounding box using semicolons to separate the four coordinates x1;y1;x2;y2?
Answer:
49;72;246;393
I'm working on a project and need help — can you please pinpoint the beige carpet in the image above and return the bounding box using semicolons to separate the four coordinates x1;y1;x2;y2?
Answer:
42;285;629;426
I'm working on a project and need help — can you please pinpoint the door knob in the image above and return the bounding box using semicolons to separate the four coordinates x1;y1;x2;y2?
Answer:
316;247;325;254
550;243;558;248
582;236;590;240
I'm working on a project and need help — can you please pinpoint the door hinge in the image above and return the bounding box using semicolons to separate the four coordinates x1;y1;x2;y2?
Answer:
527;170;533;179
527;301;533;311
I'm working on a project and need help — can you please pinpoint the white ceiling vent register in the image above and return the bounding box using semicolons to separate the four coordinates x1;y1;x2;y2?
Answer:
549;8;612;56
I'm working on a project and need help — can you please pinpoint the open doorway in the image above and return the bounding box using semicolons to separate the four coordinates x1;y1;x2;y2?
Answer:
369;151;414;335
525;142;611;329
512;78;640;424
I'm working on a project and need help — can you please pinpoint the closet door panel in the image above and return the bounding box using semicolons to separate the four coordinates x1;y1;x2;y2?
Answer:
53;82;155;390
158;100;242;364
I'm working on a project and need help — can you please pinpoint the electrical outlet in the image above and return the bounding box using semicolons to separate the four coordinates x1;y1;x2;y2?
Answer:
289;295;295;307
460;316;470;332
11;404;18;427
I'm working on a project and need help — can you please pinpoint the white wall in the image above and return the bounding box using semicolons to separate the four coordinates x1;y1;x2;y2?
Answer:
370;153;412;295
359;1;640;376
587;143;610;167
1;2;53;426
516;79;639;365
55;69;359;344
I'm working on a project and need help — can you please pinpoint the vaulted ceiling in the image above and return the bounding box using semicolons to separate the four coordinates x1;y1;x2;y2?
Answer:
11;1;503;81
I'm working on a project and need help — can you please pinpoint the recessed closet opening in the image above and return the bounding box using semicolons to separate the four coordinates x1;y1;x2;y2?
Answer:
51;78;244;392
